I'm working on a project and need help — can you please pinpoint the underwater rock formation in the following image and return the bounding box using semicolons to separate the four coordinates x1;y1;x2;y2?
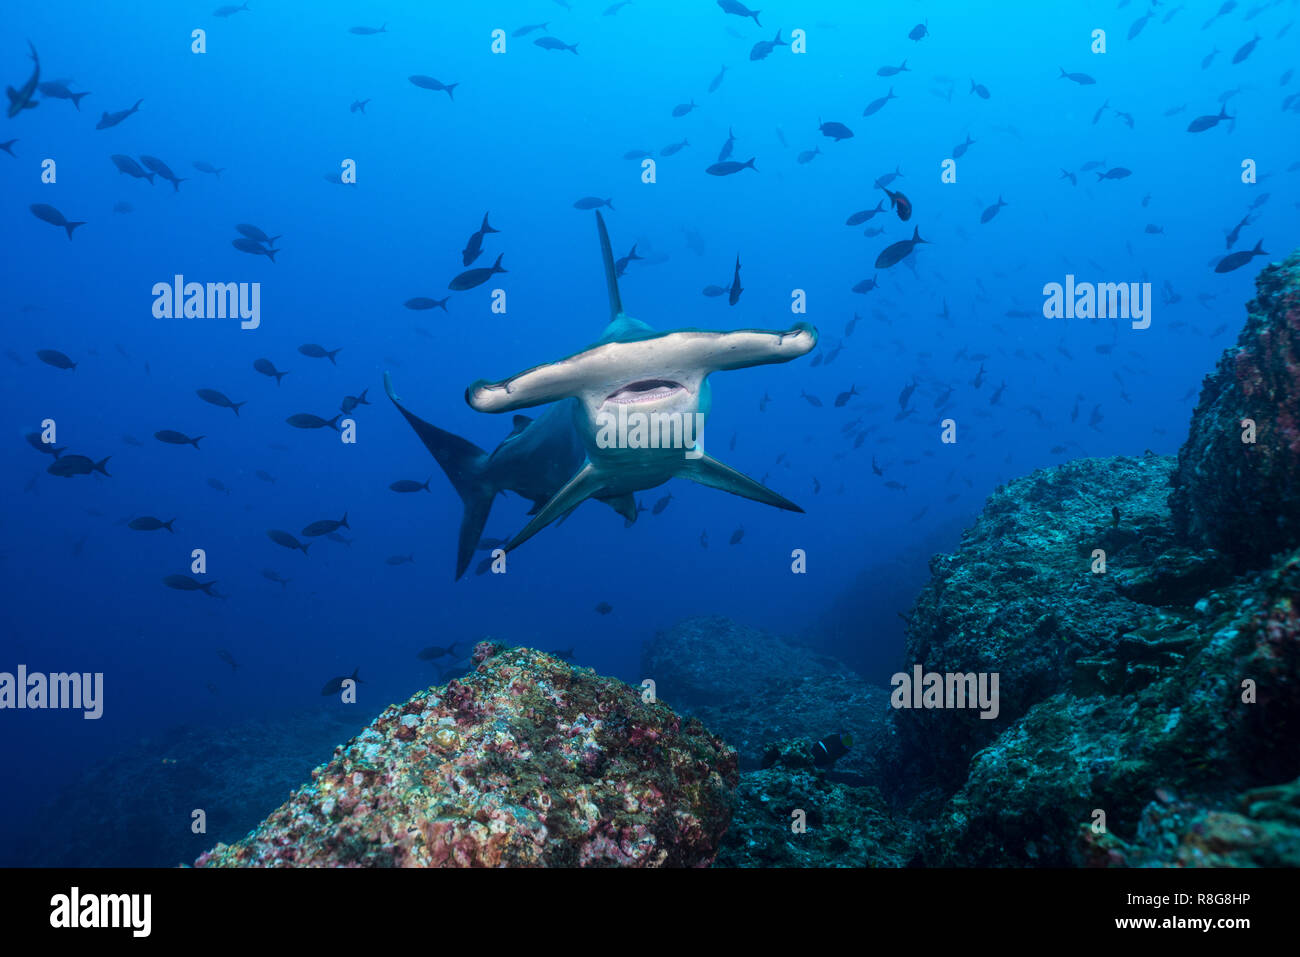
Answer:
640;616;895;779
1171;249;1300;570
196;643;737;867
716;738;915;867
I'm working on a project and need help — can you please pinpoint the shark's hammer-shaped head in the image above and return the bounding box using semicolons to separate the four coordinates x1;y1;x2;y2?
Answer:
462;211;818;555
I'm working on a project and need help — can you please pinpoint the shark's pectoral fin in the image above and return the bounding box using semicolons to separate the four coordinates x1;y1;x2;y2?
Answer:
506;463;606;553
679;454;804;513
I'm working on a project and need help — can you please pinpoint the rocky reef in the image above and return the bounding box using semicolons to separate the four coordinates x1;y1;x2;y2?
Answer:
1171;249;1300;570
196;643;737;867
892;251;1300;865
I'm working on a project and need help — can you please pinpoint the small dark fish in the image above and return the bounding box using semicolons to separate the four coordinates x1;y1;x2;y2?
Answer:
671;99;698;117
1145;224;1164;234
253;358;288;384
303;513;349;537
819;119;854;141
298;343;341;364
217;649;240;670
207;478;230;494
863;88;894;116
111;154;153;183
390;477;432;493
255;470;276;483
706;157;757;176
349;24;387;35
909;21;928;41
30;204;86;240
340;389;370;414
418;643;462;661
729;527;745;544
1058;68;1096;85
1225;214;1250;248
800;390;823;407
461;211;500;266
25;431;63;457
405;296;450;311
980;195;1007;223
321;669;362;696
36;348;76;370
535;36;579;55
834;385;858;407
193;160;224;176
852;275;878;294
879;185;911;221
717;0;761;25
574;197;614;210
268;530;310;554
759;392;771;412
728;255;743;305
386;554;415;565
140;155;186;192
95;98;143;129
48;455;110;478
885;481;906;491
702;285;728;297
213;3;250;17
594;602;613;615
328;533;353;546
700;530;709;548
286;413;341;430
0;139;15;156
1232;34;1260;64
409;75;458;99
163;574;217;596
1059;169;1077;186
874;226;928;269
846;202;885;225
749;30;788;61
1187;106;1232;132
197;388;246;415
551;647;576;662
708;65;728;93
970;79;990;99
1096;167;1132;180
449;253;507;291
155;430;203;448
232;238;277;262
1215;240;1267;273
614;244;644;277
512;22;549;37
6;42;39;119
797;147;821;164
660;138;690;157
952;134;975;158
878;61;910;77
237;224;280;246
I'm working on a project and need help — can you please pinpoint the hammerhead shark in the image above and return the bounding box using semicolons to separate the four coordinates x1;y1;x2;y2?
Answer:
385;210;816;575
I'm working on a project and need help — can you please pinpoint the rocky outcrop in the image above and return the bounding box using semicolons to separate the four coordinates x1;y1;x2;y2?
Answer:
1171;249;1300;569
197;643;737;867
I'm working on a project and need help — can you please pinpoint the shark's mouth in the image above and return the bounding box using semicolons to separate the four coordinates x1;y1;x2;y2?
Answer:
604;379;687;405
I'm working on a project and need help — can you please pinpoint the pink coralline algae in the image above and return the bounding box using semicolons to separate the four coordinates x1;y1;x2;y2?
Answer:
195;643;737;867
1171;248;1300;569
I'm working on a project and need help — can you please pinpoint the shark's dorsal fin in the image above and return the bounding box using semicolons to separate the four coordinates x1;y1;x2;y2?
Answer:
595;210;623;322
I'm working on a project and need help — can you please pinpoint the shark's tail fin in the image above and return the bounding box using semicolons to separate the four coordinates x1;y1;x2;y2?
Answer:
595;210;623;321
385;372;495;580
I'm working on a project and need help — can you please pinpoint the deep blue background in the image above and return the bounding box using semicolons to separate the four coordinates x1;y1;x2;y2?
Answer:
1;0;1293;862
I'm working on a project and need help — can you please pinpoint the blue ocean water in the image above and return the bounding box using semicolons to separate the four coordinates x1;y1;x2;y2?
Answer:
0;0;1293;864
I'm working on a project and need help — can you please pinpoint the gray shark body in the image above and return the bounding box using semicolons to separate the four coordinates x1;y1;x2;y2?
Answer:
467;211;816;553
387;211;815;574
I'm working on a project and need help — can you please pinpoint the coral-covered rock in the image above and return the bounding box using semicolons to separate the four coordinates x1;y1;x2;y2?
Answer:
715;738;917;867
196;643;737;867
897;454;1208;796
1171;249;1300;569
1081;778;1300;868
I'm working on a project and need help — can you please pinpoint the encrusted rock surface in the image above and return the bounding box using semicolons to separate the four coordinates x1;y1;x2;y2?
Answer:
1171;249;1300;569
196;643;737;867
